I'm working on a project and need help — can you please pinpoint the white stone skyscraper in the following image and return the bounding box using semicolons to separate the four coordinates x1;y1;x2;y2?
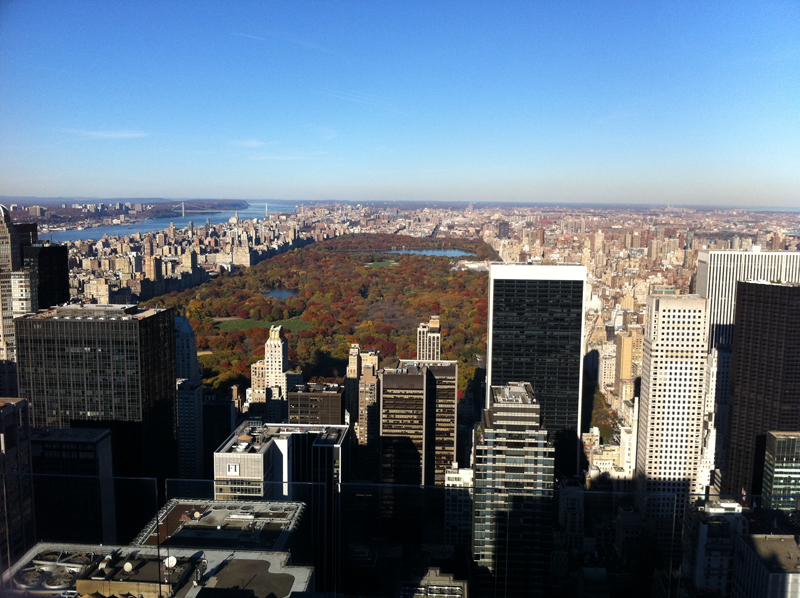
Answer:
636;295;711;522
416;315;442;361
696;247;800;350
250;325;303;421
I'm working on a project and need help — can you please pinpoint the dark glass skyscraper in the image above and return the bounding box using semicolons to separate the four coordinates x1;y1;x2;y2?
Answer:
722;281;800;499
486;264;586;473
15;304;178;482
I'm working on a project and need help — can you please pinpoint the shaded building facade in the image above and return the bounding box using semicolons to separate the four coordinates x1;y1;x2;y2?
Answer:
722;282;800;499
486;264;586;474
15;304;178;482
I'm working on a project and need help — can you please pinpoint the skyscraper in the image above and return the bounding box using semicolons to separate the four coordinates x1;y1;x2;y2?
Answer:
21;243;69;309
473;382;554;596
486;264;586;473
416;315;442;361
696;247;800;350
379;360;457;485
635;295;710;524
15;304;178;481
762;431;800;510
722;281;800;499
250;325;303;421
0;398;35;573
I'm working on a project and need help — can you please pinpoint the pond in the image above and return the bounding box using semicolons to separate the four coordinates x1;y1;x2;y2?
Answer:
263;288;299;299
385;249;474;257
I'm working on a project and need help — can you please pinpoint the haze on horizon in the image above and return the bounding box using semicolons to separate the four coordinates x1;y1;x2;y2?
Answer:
0;2;798;207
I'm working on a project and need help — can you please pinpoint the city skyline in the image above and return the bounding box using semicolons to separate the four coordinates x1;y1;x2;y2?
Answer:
1;2;798;205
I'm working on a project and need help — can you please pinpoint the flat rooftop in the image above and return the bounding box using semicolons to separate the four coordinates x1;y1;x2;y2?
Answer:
216;421;348;454
490;382;535;405
289;382;344;394
2;542;312;598
22;304;168;320
29;426;110;443
742;535;800;574
133;499;304;551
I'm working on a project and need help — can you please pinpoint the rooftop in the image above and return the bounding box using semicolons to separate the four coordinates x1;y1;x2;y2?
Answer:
216;421;348;454
22;304;169;321
288;382;344;394
29;427;110;443
490;381;535;405
742;535;800;574
1;542;312;598
133;499;304;551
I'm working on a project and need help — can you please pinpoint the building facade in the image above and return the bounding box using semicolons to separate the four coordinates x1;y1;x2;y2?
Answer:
486;263;586;474
762;431;800;511
15;304;178;481
635;295;710;527
722;282;800;499
288;383;344;425
472;382;554;596
416;315;442;361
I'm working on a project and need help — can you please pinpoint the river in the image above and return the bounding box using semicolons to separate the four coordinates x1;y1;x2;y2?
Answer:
42;202;299;243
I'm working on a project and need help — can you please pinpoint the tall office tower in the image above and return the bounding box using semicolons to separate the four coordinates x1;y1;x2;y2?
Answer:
635;295;710;533
399;359;457;484
175;315;201;382
0;399;35;573
174;315;203;479
762;432;800;510
697;248;800;470
344;343;361;422
250;325;303;421
15;304;178;481
486;264;586;474
473;382;555;596
416;316;442;361
696;247;800;350
355;351;380;480
22;243;69;309
29;427;116;545
379;360;458;485
722;282;800;499
0;206;21;272
288;383;344;425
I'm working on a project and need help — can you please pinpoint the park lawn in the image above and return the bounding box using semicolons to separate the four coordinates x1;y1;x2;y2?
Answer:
367;260;395;268
217;317;312;332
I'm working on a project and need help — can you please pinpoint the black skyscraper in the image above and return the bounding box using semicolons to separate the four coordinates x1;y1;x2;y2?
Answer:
22;243;70;308
487;264;586;474
722;281;800;499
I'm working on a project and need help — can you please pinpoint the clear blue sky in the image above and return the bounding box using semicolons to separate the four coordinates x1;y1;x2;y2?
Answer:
1;1;798;206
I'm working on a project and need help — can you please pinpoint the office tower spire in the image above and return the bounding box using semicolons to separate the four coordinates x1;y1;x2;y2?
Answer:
486;263;586;474
721;281;800;499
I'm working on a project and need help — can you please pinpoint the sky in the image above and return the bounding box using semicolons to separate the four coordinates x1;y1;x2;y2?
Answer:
0;1;798;206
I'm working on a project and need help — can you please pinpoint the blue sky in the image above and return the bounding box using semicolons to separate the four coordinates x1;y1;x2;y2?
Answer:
1;1;798;205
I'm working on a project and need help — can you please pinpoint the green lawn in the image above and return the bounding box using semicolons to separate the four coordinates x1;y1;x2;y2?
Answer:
217;317;312;332
367;260;394;268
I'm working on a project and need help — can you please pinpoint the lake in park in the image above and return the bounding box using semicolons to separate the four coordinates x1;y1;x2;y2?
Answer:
263;288;299;299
